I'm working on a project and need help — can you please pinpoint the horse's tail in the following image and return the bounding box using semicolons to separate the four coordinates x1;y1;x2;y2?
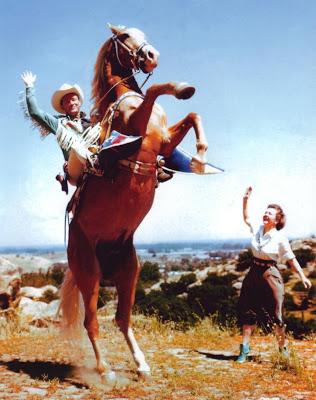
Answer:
59;268;84;339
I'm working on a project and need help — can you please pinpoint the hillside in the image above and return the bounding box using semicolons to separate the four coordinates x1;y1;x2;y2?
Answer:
0;314;315;400
0;239;315;399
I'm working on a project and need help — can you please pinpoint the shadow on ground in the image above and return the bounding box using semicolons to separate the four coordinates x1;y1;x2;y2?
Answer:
0;359;89;388
195;350;258;362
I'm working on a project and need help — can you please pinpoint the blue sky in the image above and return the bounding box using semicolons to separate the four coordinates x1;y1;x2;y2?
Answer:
0;0;315;246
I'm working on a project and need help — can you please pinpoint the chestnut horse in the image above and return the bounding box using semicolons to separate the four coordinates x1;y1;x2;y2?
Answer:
60;24;208;381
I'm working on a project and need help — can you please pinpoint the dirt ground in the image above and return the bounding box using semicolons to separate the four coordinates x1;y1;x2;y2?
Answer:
0;315;315;400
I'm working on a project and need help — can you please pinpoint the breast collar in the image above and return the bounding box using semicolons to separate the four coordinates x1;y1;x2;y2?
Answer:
101;91;144;141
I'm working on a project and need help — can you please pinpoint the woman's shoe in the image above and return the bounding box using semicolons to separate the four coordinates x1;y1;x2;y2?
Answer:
236;343;250;363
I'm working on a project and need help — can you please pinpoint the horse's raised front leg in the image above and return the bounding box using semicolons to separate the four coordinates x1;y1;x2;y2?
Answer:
113;245;150;378
161;112;208;173
68;230;115;381
128;82;195;137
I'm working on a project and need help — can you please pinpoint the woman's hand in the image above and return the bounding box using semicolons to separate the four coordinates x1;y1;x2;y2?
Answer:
301;275;312;290
21;71;37;88
243;186;252;199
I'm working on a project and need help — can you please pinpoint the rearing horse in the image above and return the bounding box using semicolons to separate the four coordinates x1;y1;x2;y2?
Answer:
60;24;208;380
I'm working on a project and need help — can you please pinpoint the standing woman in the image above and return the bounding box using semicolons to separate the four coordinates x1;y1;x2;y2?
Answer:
236;187;312;363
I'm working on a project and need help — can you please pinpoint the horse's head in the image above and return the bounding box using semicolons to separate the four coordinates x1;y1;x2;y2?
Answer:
108;24;160;73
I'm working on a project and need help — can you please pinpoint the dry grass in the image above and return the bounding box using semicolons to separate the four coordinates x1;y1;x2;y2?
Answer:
0;312;315;399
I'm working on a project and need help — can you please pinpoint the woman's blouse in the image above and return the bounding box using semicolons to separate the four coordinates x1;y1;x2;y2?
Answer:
250;225;295;263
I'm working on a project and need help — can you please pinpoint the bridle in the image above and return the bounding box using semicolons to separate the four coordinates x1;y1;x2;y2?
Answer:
98;34;153;103
112;34;150;71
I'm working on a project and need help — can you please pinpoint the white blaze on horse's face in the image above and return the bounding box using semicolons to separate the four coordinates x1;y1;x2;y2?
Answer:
112;25;160;73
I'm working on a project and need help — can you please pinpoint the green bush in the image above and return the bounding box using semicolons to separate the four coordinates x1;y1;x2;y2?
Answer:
161;273;197;296
281;269;292;283
236;249;253;272
284;315;316;339
293;248;315;268
292;281;307;291
308;270;316;279
41;289;59;304
284;293;297;311
21;263;67;288
187;277;238;325
139;261;161;284
135;290;199;327
135;281;146;302
21;271;49;288
97;286;113;309
47;263;67;286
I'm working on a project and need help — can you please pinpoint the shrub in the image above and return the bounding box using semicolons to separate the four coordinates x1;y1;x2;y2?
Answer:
41;289;59;304
21;263;67;288
293;248;315;268
21;271;49;288
281;269;292;283
236;249;253;271
139;261;161;284
292;281;307;292
284;315;316;339
308;270;316;279
187;277;238;325
161;273;197;296
135;281;146;302
97;286;113;309
135;290;199;327
284;293;297;311
47;263;67;286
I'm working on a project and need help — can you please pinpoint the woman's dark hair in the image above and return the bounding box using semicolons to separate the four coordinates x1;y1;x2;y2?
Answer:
267;203;286;230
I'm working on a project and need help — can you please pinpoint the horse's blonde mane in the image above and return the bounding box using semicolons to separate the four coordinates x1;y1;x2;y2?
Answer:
91;38;113;121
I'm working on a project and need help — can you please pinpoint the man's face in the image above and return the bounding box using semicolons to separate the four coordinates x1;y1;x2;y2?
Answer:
61;93;81;117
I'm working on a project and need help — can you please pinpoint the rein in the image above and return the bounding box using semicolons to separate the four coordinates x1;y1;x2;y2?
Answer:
112;34;148;71
96;35;153;107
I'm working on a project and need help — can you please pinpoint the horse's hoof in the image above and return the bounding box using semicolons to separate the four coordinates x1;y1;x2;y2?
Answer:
137;370;151;380
175;82;195;100
190;157;206;174
100;369;117;383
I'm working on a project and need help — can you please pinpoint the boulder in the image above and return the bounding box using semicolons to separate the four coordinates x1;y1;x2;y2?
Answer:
18;297;60;319
20;285;58;300
0;256;21;290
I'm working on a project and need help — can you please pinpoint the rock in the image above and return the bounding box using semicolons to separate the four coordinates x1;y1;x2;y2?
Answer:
20;285;58;300
18;297;60;319
0;256;21;290
24;387;48;396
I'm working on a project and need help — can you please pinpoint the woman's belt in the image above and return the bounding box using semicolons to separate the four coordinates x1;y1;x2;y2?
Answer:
253;257;277;267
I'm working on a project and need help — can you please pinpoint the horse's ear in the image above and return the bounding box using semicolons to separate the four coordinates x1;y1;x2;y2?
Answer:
107;23;126;35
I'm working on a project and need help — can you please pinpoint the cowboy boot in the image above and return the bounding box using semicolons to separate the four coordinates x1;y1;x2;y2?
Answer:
236;343;250;363
55;173;69;194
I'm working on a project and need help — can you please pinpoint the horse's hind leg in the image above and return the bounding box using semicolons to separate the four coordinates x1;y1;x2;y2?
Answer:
113;246;150;377
68;232;115;380
159;113;208;172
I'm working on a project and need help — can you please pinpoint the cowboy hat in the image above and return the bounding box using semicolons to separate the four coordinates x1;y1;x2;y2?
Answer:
51;83;84;114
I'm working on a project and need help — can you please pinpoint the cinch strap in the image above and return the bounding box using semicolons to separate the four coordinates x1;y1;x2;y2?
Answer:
118;158;157;176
